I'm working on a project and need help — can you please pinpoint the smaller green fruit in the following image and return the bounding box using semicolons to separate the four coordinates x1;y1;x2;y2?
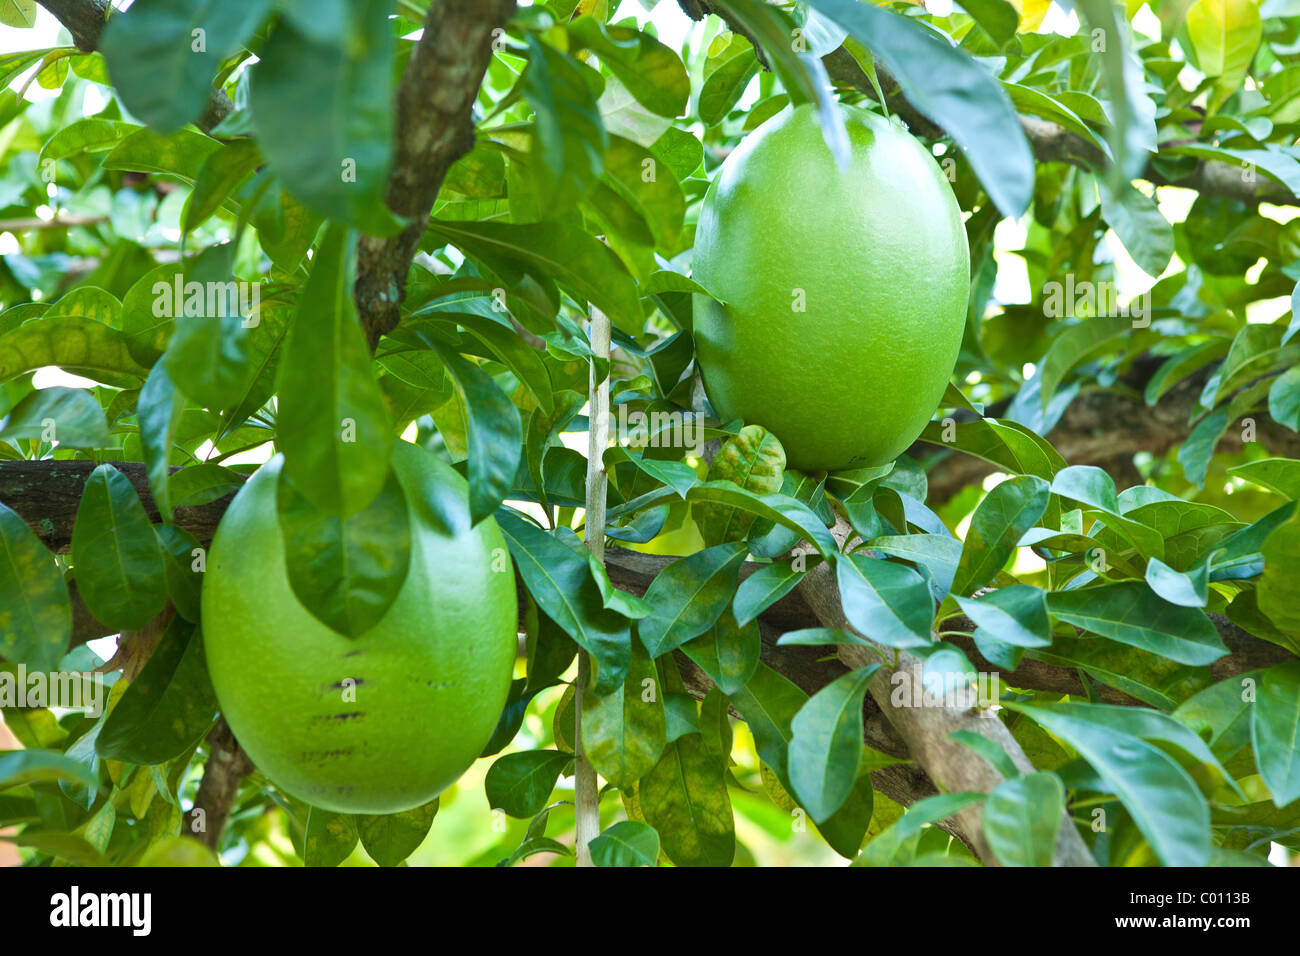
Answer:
202;442;518;814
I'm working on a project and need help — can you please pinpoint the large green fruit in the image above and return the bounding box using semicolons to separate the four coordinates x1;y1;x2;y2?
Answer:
693;104;970;472
202;441;517;814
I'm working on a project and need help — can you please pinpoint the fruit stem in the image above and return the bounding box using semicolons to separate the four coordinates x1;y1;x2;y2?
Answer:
574;305;611;867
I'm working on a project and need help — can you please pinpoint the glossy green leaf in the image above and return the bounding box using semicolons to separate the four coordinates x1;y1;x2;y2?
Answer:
0;315;149;387
1008;702;1209;866
1046;582;1227;666
1251;661;1300;807
638;542;748;658
951;475;1050;596
954;585;1051;647
96;618;217;764
636;732;734;867
485;750;571;818
304;807;358;867
590;819;660;866
681;610;760;696
137;363;186;525
497;512;630;693
835;552;934;649
0;502;70;671
276;224;393;516
981;772;1065;867
789;665;879;823
582;635;665;788
733;557;806;628
0;386;108;449
357;799;439;866
696;425;786;547
249;1;396;231
276;460;411;638
71;464;167;631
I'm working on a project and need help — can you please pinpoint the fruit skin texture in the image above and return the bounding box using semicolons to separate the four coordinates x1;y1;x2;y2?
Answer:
202;441;517;814
692;103;970;473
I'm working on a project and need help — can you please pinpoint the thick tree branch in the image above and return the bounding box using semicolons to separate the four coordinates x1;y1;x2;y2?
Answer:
354;0;517;351
35;0;235;133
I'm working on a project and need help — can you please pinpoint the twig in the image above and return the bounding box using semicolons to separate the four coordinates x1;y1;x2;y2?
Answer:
574;305;612;866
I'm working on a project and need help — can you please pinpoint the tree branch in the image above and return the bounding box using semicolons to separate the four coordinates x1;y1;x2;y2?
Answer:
354;0;517;351
183;717;254;850
684;0;1300;206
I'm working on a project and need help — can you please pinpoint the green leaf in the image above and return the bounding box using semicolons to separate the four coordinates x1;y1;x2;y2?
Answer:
733;557;807;627
276;460;412;639
406;311;552;416
276;224;393;516
569;18;688;118
1258;509;1300;636
423;341;522;525
1038;317;1133;412
497;512;630;693
698;43;758;126
100;0;276;133
636;732;734;867
590;819;660;866
0;315;149;387
1179;409;1230;488
582;636;665;788
835;552;934;649
1098;179;1173;278
485;750;571;818
102;127;220;180
1046;581;1227;666
0;502;70;671
304;807;358;867
805;0;1032;216
0;385;108;449
951;475;1050;596
426;219;641;333
954;585;1051;647
681;611;760;696
638;542;748;658
855;791;985;866
685;481;836;557
71;464;167;631
137;363;186;525
1251;662;1300;807
1007;702;1209;866
0;0;36;29
1144;556;1210;608
981;772;1065;867
1185;0;1261;107
182;138;263;233
0;750;99;792
96;618;217;764
159;244;255;410
776;627;873;647
789;665;879;823
357;798;439;866
1049;464;1164;558
522;34;607;214
1228;458;1300;499
696;425;786;547
1268;365;1300;431
249;2;397;231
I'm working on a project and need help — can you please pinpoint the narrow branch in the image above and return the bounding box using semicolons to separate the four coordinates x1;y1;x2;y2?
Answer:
183;717;254;850
354;0;518;351
683;0;1300;206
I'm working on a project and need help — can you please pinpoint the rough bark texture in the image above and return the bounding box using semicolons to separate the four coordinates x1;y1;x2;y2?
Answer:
354;0;518;350
183;718;254;850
